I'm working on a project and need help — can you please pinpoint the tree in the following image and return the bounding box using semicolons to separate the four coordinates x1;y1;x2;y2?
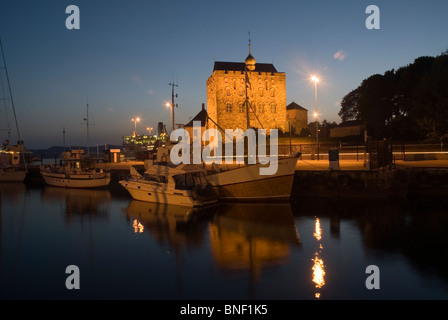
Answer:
339;53;448;141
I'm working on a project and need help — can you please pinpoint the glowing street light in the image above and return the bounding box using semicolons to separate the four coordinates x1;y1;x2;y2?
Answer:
166;102;175;133
131;117;140;135
311;76;319;160
147;127;152;136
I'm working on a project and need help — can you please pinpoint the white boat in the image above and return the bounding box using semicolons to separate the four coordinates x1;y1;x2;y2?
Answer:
205;152;301;202
119;162;218;207
40;149;111;188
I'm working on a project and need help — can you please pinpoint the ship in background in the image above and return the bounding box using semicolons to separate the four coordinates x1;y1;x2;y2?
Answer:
122;121;168;160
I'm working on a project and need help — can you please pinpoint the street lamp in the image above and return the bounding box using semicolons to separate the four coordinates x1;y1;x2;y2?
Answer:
311;76;319;160
131;117;140;135
147;127;152;136
166;102;174;133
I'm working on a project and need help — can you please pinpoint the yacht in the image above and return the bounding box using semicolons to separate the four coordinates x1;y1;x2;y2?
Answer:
119;162;218;207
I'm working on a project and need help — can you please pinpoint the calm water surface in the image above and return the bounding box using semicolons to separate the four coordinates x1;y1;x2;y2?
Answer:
1;182;448;300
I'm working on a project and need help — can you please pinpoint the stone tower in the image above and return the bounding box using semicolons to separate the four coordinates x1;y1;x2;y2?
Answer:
206;42;286;133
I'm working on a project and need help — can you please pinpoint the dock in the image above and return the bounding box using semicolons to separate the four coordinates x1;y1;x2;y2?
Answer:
25;157;448;200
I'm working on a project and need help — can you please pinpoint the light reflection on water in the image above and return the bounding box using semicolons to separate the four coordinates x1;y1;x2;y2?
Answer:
1;182;448;300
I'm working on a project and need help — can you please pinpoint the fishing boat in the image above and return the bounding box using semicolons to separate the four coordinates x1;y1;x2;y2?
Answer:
119;162;218;207
205;152;300;202
40;149;111;188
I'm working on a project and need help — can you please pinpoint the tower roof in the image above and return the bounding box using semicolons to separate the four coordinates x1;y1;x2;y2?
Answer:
287;101;308;111
213;61;278;73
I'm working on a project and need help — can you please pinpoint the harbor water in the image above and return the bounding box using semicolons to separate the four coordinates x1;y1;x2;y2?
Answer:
1;181;448;300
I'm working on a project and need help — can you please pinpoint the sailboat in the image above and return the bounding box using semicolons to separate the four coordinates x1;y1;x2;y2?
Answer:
40;104;111;188
0;36;27;182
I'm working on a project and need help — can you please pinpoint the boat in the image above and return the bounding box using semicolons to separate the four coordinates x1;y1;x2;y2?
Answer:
0;146;26;182
0;37;27;182
205;152;301;202
119;162;218;207
40;149;111;188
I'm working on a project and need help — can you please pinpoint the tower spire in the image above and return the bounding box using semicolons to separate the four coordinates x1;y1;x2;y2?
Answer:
245;31;256;71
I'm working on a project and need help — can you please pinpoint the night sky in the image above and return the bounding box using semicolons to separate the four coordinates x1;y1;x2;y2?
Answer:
0;0;447;149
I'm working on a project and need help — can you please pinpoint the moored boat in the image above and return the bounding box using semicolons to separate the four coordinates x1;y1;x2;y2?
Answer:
119;162;218;207
40;149;111;188
205;152;301;202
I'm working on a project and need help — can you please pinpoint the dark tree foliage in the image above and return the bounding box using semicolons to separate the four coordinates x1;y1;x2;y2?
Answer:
339;52;448;141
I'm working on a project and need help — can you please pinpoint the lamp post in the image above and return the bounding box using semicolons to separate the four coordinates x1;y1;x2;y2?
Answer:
311;76;319;160
131;117;140;136
166;102;174;133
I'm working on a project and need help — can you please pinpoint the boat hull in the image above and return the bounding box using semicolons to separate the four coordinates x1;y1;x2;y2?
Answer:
206;155;299;202
119;180;217;207
40;171;111;188
0;169;26;182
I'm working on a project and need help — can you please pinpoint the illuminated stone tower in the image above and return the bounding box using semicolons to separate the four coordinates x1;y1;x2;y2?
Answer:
206;40;287;133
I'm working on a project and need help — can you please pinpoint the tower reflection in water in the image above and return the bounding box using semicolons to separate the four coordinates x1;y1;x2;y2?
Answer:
312;217;325;299
209;202;301;293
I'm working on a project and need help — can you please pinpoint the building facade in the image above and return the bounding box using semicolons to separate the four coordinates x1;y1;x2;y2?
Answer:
206;47;287;133
286;101;308;135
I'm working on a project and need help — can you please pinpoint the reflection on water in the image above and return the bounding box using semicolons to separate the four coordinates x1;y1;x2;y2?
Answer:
312;218;325;299
1;182;448;299
210;203;300;283
41;186;111;223
124;200;216;249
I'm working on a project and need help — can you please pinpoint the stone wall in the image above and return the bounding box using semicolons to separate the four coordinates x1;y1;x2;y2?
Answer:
207;69;286;133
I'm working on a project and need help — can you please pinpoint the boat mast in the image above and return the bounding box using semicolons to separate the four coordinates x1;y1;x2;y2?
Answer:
0;35;27;170
83;102;90;155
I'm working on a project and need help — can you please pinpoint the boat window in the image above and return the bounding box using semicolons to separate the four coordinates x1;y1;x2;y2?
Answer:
192;172;208;186
173;174;186;189
187;173;197;188
143;174;157;182
143;174;167;183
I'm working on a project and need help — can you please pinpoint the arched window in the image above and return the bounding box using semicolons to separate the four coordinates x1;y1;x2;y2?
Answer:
250;104;256;113
270;103;276;113
226;103;232;113
258;87;263;97
258;103;264;113
270;88;275;97
238;102;244;113
226;87;231;96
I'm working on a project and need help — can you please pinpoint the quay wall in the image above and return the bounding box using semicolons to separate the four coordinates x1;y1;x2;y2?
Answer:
25;162;448;199
292;167;448;199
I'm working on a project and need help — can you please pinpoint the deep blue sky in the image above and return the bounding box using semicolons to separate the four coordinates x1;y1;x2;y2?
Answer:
0;0;447;149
